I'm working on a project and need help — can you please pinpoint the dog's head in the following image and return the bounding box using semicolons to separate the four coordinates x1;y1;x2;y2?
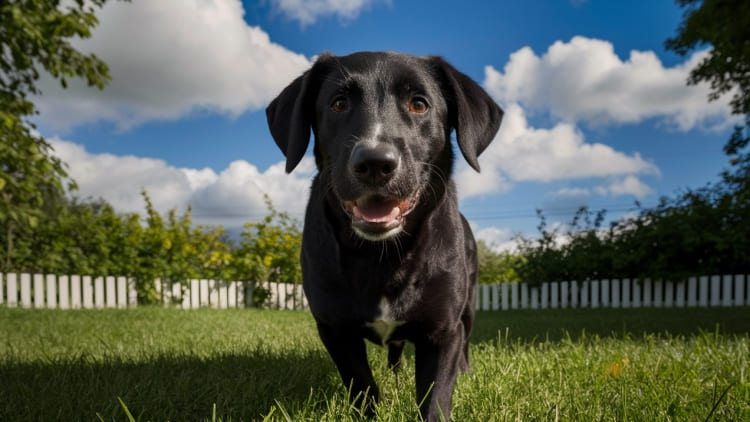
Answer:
267;52;502;241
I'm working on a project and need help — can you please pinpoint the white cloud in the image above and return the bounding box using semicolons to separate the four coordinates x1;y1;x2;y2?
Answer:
50;139;314;227
456;103;658;199
473;226;517;253
595;175;654;199
483;36;734;130
552;187;591;200
36;0;310;130
550;176;654;201
455;165;511;199
270;0;387;26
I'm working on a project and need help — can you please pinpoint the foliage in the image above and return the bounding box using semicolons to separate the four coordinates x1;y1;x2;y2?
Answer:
0;189;303;304
666;0;750;210
232;197;302;285
0;0;114;270
511;0;750;284
665;0;750;118
476;240;521;284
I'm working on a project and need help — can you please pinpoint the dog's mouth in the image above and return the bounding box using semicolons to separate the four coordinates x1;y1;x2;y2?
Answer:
342;192;420;241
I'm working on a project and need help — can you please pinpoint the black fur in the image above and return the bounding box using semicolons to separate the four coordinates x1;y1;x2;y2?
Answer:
266;52;502;421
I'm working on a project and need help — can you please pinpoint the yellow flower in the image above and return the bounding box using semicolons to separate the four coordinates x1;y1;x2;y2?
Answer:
605;357;629;378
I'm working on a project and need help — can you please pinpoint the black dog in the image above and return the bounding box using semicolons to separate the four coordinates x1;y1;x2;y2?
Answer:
266;52;502;421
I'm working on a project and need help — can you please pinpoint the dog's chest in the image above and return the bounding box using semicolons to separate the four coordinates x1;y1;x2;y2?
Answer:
365;297;405;345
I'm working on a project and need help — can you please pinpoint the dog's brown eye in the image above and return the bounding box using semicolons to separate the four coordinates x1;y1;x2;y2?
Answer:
330;97;349;113
408;97;429;114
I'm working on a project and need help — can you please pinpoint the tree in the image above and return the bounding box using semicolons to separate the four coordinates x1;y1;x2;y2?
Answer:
666;0;750;188
0;0;114;271
666;0;750;117
476;240;522;284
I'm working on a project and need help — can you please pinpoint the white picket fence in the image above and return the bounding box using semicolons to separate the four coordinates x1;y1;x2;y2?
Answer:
0;273;307;310
474;275;750;311
2;273;749;311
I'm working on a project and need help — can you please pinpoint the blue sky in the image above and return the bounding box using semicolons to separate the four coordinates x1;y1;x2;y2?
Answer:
36;0;736;250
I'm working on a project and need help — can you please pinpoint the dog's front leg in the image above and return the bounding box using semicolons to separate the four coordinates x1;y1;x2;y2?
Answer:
317;322;379;414
415;328;465;421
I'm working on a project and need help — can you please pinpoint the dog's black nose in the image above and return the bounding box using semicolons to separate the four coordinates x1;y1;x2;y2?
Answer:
350;143;400;185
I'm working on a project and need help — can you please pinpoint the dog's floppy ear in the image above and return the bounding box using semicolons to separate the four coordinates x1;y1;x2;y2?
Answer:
266;56;329;173
433;57;503;172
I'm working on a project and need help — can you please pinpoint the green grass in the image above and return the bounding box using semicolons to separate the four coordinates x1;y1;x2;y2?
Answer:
1;307;748;421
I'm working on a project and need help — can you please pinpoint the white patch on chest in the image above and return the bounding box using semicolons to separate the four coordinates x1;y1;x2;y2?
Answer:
366;297;404;345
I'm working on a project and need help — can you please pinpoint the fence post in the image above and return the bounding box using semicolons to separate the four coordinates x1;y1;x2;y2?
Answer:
511;283;519;309
501;283;509;310
561;281;569;308
540;283;548;309
521;283;529;309
21;273;31;308
735;275;746;307
33;274;44;309
94;277;105;309
722;275;733;307
70;275;81;309
632;279;641;308
170;282;181;308
699;276;709;307
601;279;609;308
116;277;127;309
664;281;674;308
491;284;499;311
710;275;721;307
208;279;217;309
643;278;652;307
591;280;599;309
611;279;620;308
687;277;697;307
105;276;116;308
219;281;228;309
571;281;579;308
179;281;190;309
59;275;70;310
228;282;238;308
622;279;630;308
128;278;138;307
189;279;198;308
675;280;685;307
199;279;209;307
7;273;18;307
654;279;664;307
550;282;559;309
530;286;539;310
580;281;588;308
44;274;56;309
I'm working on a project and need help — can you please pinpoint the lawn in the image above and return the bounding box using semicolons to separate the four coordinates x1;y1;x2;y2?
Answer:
0;306;748;421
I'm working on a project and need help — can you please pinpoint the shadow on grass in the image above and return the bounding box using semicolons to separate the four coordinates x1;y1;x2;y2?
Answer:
471;307;750;344
0;350;336;421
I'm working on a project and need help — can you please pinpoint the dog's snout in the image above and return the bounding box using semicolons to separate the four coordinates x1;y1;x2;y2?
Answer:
350;143;400;185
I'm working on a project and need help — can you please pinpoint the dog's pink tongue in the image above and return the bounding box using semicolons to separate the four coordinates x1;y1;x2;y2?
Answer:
353;203;400;223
